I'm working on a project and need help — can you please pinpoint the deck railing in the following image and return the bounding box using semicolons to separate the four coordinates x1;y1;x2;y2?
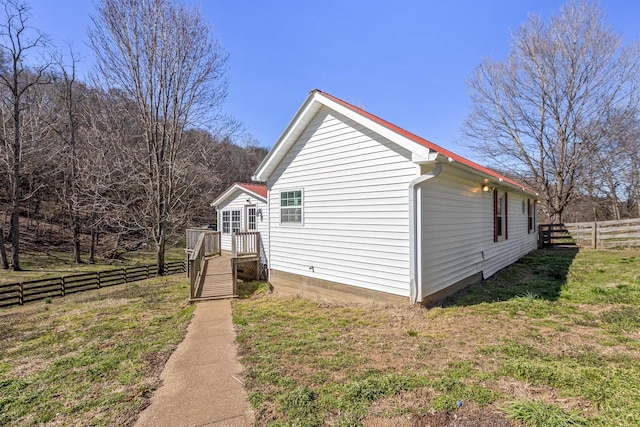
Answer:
187;230;221;299
231;231;261;258
186;229;221;256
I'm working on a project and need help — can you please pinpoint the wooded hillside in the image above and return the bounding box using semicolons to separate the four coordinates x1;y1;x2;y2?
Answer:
0;0;267;269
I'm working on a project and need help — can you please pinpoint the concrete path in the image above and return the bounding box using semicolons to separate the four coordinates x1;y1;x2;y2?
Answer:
134;299;254;427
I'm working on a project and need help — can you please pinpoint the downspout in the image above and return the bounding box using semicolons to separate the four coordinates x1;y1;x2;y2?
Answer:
409;162;442;305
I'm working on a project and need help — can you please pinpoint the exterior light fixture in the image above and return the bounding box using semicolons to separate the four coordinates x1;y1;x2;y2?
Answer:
482;184;491;192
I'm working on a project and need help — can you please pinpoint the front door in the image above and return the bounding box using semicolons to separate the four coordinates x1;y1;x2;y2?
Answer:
245;205;257;231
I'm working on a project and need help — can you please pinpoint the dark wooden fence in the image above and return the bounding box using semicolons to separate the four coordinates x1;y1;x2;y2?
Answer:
0;261;185;308
538;224;575;248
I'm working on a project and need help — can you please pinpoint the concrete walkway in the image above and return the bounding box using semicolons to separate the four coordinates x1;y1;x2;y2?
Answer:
134;299;254;427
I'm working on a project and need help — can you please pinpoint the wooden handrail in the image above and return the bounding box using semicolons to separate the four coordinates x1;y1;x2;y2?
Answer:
187;230;221;299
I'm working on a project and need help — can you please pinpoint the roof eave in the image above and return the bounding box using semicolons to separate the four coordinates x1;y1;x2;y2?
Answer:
210;184;267;207
253;91;323;182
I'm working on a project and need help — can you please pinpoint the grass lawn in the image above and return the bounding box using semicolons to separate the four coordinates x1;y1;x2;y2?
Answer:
0;275;195;426
233;248;640;426
0;246;186;284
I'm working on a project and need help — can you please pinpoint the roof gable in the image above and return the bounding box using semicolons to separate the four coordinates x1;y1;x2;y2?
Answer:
253;89;536;195
211;182;267;207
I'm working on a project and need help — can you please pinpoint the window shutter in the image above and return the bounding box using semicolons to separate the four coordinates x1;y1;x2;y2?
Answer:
504;192;508;240
493;189;498;242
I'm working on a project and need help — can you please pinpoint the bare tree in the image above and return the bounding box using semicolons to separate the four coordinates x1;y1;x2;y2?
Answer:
49;49;83;262
463;1;640;222
0;0;50;270
90;0;229;274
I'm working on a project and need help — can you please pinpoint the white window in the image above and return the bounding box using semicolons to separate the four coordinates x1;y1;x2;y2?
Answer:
493;190;508;241
222;211;230;234
246;206;257;231
231;210;241;233
280;190;302;224
528;199;536;234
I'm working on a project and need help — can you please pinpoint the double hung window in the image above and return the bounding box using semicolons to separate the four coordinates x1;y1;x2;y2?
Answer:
494;190;508;242
280;190;302;224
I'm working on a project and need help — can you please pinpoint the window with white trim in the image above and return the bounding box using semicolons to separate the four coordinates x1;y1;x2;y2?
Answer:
231;210;241;233
527;199;536;234
280;190;302;224
222;211;230;234
247;206;257;230
493;189;508;242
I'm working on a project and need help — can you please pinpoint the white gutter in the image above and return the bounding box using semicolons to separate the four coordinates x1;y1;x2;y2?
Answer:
408;162;442;305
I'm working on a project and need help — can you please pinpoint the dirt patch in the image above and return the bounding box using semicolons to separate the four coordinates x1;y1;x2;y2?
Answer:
364;401;515;427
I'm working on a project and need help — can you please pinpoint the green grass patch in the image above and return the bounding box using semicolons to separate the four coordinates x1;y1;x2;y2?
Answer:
503;400;587;426
0;247;185;284
0;275;195;426
235;248;640;426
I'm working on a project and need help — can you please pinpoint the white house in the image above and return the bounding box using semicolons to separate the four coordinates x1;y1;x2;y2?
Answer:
253;90;538;305
210;182;269;262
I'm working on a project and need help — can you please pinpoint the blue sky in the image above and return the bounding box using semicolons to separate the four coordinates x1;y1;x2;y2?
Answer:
27;1;640;159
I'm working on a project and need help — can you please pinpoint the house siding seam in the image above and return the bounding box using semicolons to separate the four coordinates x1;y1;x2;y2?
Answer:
267;107;418;297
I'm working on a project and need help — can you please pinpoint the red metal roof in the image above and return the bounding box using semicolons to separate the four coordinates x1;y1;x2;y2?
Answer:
315;90;536;194
236;182;267;199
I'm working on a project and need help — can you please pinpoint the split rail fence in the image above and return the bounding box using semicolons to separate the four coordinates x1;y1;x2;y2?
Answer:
565;218;640;249
0;261;185;308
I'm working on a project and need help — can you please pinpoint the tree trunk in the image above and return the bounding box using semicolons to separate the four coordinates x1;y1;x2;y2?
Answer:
156;231;165;276
71;129;81;263
11;90;21;271
89;226;96;264
0;226;9;269
72;219;81;263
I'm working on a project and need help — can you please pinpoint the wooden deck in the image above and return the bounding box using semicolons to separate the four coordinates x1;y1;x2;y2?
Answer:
191;252;236;301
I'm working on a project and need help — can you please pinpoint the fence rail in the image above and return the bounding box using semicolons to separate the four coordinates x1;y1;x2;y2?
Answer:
538;223;575;248
565;218;640;249
0;261;185;308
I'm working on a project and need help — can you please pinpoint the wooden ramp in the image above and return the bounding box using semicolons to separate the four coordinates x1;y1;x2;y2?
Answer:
191;252;236;301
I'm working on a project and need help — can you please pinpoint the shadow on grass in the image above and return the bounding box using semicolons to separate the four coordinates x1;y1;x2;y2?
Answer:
237;281;272;299
441;247;579;307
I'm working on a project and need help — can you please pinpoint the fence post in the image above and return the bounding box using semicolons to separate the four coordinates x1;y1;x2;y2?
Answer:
231;258;238;296
19;282;23;305
61;277;65;297
538;225;544;248
592;221;597;249
97;271;102;288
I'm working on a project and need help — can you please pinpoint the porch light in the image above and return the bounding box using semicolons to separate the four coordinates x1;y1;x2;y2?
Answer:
482;184;491;192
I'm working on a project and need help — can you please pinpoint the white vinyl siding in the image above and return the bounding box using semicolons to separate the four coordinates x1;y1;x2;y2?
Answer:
268;107;417;297
418;170;537;298
419;170;485;297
